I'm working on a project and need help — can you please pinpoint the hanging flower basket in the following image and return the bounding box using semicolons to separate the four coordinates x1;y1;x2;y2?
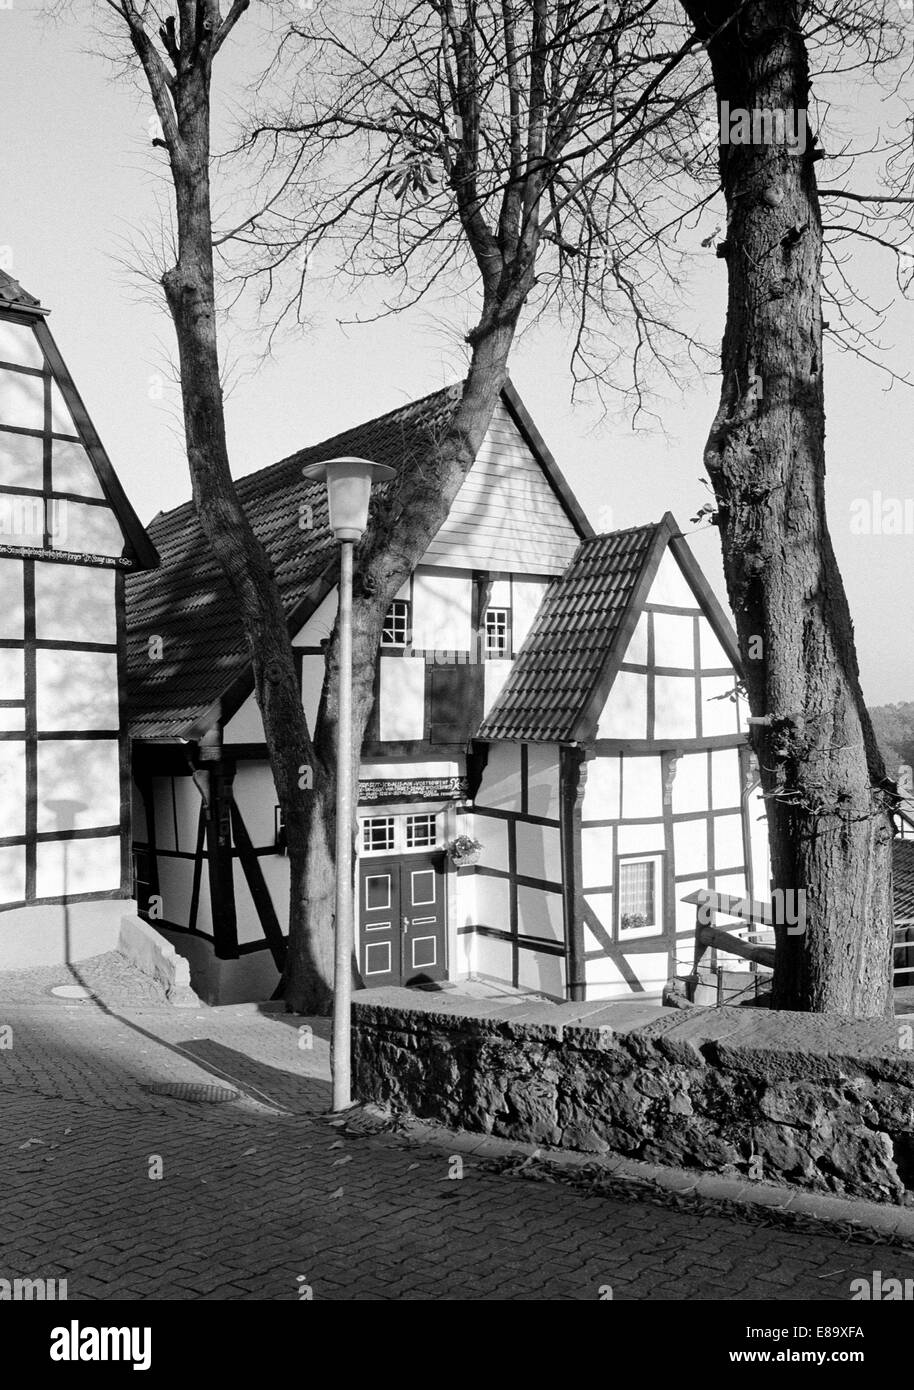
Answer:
448;835;483;867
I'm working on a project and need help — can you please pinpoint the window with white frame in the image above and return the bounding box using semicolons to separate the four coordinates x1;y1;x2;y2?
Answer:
382;600;411;647
618;858;657;931
360;811;440;855
484;607;510;658
405;813;437;849
362;816;396;854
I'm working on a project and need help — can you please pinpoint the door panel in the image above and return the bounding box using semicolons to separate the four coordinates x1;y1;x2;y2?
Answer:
360;858;400;986
359;850;447;987
401;854;446;984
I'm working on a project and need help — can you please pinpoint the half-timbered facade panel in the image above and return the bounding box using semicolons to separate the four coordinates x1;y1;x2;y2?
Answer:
0;272;155;961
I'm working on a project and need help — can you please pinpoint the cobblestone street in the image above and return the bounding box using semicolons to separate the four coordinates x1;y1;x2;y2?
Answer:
0;956;910;1304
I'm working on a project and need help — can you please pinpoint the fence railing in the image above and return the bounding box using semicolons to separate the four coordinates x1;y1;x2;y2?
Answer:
678;889;914;1003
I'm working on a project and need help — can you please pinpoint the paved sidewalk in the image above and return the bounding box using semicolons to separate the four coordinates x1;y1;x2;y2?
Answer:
0;958;911;1301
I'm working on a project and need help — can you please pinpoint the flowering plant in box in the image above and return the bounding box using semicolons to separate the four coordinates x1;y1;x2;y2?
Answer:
448;835;483;866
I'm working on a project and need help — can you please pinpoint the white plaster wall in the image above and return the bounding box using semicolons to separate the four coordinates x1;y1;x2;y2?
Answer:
674;817;708;879
35;835;121;898
0;558;24;636
36;740;120;831
36;650;119;731
617;823;665;855
52;441;104;498
0;742;26;837
50;381;76;433
0;433;43;490
699;619;731;668
411;569;472;651
157;854;194;928
621;755;662;819
700;676;742;736
526;744;560;818
59;502;126;558
596;669;647;739
151;776;176;851
517;883;564;942
34;564;116;644
293;591;338;646
613;611;644;668
654;674;696;739
583;754;621;820
300;655;325;733
517;948;564;997
0;845;25;904
581;829;612;890
378;656;425;740
648;549;695;607
652;612;694;668
483;659;512;715
475;815;509;871
711;747;742;809
511;577;549;652
714;813;745;869
476;743;522;810
223;691;265;745
671;753;709;815
0;647;24;699
0;367;43;430
173;775;202;854
0;319;44;369
233;761;280;848
515;820;562;882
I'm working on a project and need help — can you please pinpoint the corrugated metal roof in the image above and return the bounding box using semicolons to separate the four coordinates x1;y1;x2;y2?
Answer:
126;383;467;739
478;521;666;744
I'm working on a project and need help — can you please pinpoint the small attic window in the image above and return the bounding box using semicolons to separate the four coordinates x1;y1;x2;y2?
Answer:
484;607;510;658
382;600;410;648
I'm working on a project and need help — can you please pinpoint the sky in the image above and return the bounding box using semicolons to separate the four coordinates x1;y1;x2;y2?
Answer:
3;1;914;705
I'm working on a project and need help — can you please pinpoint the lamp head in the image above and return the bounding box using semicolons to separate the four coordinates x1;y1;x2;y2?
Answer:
302;456;395;541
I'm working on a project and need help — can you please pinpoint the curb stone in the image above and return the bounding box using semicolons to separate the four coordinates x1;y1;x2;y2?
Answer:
390;1114;914;1248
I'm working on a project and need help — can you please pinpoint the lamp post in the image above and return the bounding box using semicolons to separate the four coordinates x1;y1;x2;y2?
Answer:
301;456;394;1112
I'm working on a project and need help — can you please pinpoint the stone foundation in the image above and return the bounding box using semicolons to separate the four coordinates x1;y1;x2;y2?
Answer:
352;989;914;1205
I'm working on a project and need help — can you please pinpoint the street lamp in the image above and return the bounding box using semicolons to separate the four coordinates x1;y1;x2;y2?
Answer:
301;456;394;1112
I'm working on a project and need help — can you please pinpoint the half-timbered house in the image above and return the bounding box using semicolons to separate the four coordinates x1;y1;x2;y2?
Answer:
0;271;157;966
126;382;770;1004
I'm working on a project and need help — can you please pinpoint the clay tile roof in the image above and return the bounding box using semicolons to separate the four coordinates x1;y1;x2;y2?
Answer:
477;520;666;744
126;383;464;740
0;269;43;312
894;840;914;923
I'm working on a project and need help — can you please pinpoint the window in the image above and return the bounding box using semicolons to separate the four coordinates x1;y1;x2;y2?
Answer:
406;814;437;849
362;817;396;853
619;859;656;930
382;600;410;648
484;607;510;658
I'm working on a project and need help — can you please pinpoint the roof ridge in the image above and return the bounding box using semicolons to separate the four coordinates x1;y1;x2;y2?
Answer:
0;268;43;311
147;380;465;531
584;518;666;543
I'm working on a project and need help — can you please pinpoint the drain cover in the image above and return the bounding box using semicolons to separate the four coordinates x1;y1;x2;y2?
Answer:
50;985;93;1000
145;1082;240;1104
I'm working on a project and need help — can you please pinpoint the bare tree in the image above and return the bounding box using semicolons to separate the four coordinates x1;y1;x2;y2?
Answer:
231;0;719;1009
97;0;335;1011
677;0;914;1016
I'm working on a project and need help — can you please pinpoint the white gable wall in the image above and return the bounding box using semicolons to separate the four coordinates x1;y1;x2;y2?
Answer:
420;400;580;574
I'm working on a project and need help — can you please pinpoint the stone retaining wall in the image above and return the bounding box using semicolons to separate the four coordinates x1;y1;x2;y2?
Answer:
351;988;914;1205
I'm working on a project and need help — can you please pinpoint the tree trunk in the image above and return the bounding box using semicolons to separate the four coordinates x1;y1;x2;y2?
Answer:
280;315;521;1010
158;57;333;1014
680;0;894;1015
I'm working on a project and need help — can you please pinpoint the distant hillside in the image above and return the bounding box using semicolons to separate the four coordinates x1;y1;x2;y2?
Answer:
869;703;914;777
